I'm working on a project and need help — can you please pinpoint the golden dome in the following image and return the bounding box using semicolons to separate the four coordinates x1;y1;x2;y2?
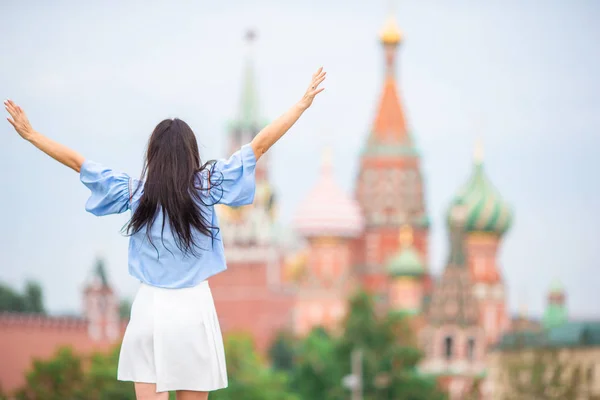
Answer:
380;15;403;45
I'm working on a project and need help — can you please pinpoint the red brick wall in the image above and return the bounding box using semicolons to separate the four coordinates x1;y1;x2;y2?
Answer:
209;263;295;353
0;316;125;394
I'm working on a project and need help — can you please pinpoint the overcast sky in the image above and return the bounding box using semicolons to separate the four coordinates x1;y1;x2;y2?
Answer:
1;0;598;319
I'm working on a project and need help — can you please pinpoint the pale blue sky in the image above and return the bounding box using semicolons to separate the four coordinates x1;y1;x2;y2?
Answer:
1;0;598;319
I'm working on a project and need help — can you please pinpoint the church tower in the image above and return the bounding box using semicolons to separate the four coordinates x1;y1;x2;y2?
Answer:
385;225;425;314
83;258;119;342
447;141;513;345
293;149;364;335
216;30;278;253
420;213;485;400
355;14;430;299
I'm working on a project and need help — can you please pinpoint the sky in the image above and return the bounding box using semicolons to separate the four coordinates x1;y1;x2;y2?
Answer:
0;0;598;319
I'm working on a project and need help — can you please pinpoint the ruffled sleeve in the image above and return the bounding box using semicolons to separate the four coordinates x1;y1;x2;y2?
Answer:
80;160;131;216
209;144;257;207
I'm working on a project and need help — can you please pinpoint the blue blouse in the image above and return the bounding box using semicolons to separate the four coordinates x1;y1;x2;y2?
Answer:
80;144;257;289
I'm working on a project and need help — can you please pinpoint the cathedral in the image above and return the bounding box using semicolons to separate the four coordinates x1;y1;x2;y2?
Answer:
210;12;514;399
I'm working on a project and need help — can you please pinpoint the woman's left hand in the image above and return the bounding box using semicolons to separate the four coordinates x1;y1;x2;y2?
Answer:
297;67;327;111
5;99;36;141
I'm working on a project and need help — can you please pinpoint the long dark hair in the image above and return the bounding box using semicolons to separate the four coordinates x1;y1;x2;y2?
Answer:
125;118;218;256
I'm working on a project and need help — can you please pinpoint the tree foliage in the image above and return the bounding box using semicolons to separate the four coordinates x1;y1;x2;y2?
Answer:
118;299;132;320
268;331;295;373
211;333;299;400
0;281;45;314
281;291;448;400
14;347;134;400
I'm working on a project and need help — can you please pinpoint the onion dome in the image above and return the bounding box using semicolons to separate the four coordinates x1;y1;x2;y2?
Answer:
386;225;425;277
380;14;403;46
447;140;513;235
294;148;364;238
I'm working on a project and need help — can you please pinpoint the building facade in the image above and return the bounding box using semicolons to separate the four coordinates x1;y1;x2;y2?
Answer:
488;284;600;399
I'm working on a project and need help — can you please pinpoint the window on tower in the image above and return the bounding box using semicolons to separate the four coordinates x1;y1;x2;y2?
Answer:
467;337;476;361
444;336;454;361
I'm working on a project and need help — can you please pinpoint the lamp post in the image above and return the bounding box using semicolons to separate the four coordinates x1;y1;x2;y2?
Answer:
342;349;363;400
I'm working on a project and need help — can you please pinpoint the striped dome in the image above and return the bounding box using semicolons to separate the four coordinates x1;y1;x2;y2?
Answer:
294;149;364;238
447;144;513;235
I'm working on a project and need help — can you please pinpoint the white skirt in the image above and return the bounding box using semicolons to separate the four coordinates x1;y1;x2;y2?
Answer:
117;281;228;392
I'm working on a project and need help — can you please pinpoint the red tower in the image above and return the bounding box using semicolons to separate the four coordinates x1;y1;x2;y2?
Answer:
354;15;430;301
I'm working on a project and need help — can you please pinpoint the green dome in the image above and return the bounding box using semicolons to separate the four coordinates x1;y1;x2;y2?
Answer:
386;246;425;277
447;158;513;235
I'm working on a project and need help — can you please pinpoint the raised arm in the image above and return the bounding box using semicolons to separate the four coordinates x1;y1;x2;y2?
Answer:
4;99;85;173
250;67;326;161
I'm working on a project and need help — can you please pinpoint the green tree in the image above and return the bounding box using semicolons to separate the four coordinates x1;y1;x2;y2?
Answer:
268;331;296;372
119;299;132;319
14;346;135;400
23;282;45;314
212;333;299;400
0;282;27;312
336;292;446;400
84;346;135;400
289;327;345;399
0;280;46;314
0;384;9;400
14;347;86;400
283;291;448;400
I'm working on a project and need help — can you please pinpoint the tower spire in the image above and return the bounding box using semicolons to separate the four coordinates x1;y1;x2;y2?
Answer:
367;11;409;146
236;29;261;133
380;11;402;77
474;137;484;165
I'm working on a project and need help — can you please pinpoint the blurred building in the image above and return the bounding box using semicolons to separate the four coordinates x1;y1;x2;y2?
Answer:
211;13;517;399
0;259;124;393
488;283;600;399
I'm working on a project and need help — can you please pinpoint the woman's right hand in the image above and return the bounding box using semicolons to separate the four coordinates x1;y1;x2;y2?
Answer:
297;67;326;111
5;99;36;141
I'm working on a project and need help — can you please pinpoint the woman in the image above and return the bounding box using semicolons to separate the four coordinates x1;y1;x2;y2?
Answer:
4;67;326;400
